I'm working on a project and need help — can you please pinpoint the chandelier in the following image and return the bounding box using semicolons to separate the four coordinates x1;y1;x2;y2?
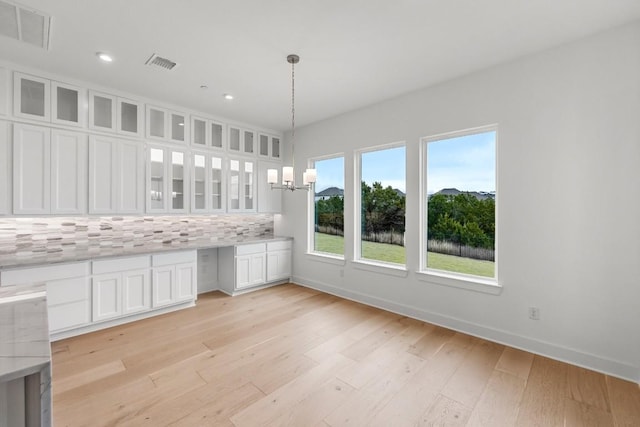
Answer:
267;54;316;191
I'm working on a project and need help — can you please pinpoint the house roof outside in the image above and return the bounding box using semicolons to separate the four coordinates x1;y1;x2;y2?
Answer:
434;188;495;201
315;187;344;198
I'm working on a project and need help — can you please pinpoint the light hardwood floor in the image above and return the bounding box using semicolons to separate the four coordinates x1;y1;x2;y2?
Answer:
51;284;640;426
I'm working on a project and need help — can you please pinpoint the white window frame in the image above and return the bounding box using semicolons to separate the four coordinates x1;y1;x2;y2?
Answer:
418;124;501;294
354;141;407;273
307;152;346;262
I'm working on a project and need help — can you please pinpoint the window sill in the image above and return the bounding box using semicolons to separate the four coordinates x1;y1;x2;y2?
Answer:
416;270;502;295
352;259;408;277
306;252;346;266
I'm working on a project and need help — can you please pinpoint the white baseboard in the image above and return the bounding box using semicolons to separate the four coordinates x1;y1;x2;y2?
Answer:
292;275;639;384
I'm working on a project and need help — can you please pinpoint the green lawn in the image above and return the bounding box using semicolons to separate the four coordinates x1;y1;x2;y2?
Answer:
314;232;494;277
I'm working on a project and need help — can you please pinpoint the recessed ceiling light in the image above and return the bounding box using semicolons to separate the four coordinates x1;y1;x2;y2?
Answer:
223;93;234;100
97;52;113;62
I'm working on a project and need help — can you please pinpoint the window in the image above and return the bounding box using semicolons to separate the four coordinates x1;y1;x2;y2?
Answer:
356;143;406;266
309;155;345;257
423;127;496;279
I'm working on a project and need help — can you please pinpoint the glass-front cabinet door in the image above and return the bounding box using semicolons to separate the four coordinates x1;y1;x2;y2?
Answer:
147;145;189;213
170;150;186;211
117;98;142;137
210;155;224;210
89;91;116;132
192;153;207;211
191;116;224;150
170;112;187;143
191;152;225;213
146;106;167;140
228;157;256;212
52;82;83;127
148;147;165;212
211;122;224;149
14;72;50;121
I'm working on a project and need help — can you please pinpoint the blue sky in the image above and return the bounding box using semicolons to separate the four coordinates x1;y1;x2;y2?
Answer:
313;131;495;194
427;131;496;194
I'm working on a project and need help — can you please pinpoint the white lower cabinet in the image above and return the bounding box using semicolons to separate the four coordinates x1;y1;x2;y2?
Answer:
266;240;292;282
92;255;151;322
219;240;291;295
236;251;266;290
1;262;91;334
152;250;197;308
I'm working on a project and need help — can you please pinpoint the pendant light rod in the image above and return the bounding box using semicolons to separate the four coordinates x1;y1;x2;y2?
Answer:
268;53;316;192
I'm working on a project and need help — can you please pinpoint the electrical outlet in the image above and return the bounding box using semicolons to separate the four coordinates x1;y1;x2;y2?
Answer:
528;307;540;320
339;269;344;278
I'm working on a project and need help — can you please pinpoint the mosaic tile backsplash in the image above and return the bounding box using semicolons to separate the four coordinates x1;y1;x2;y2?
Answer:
0;215;274;257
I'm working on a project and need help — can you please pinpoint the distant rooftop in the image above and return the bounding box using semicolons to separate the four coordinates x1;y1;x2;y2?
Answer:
435;188;495;200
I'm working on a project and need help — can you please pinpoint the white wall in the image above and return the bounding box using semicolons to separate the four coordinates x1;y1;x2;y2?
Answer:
277;21;640;382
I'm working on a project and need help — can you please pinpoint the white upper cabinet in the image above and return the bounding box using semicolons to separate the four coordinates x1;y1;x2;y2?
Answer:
147;106;188;144
88;135;117;213
228;157;256;212
257;160;282;213
228;126;256;156
89;91;117;132
88;135;143;214
147;145;189;213
191;151;225;213
13;124;86;214
89;91;143;136
0;121;9;214
13;124;50;214
14;72;51;122
15;73;86;127
50;129;87;214
191;116;225;149
117;141;144;213
52;81;84;127
258;133;282;160
0;67;9;116
117;98;143;137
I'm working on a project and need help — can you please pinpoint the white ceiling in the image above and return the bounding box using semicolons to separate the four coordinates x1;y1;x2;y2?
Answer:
2;0;640;132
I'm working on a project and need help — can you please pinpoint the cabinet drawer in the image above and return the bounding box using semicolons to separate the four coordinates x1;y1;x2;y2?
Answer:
152;250;197;266
93;255;150;274
266;240;291;251
46;277;89;306
49;300;90;332
235;243;266;256
1;261;88;286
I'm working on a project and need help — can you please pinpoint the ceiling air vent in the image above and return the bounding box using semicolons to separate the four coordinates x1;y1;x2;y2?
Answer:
145;53;178;71
0;0;51;49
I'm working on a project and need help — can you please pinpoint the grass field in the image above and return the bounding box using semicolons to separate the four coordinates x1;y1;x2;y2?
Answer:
315;232;494;277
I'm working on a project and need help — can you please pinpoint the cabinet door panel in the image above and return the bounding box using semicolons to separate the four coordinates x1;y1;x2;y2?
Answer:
258;160;282;213
88;136;117;213
118;141;144;213
0;121;8;214
92;273;122;321
14;73;50;121
176;263;195;301
123;269;150;314
117;98;142;136
13;124;50;214
0;67;8;116
51;130;86;214
236;256;251;289
52;82;83;127
249;253;266;286
89;91;116;131
267;250;292;282
152;266;175;307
